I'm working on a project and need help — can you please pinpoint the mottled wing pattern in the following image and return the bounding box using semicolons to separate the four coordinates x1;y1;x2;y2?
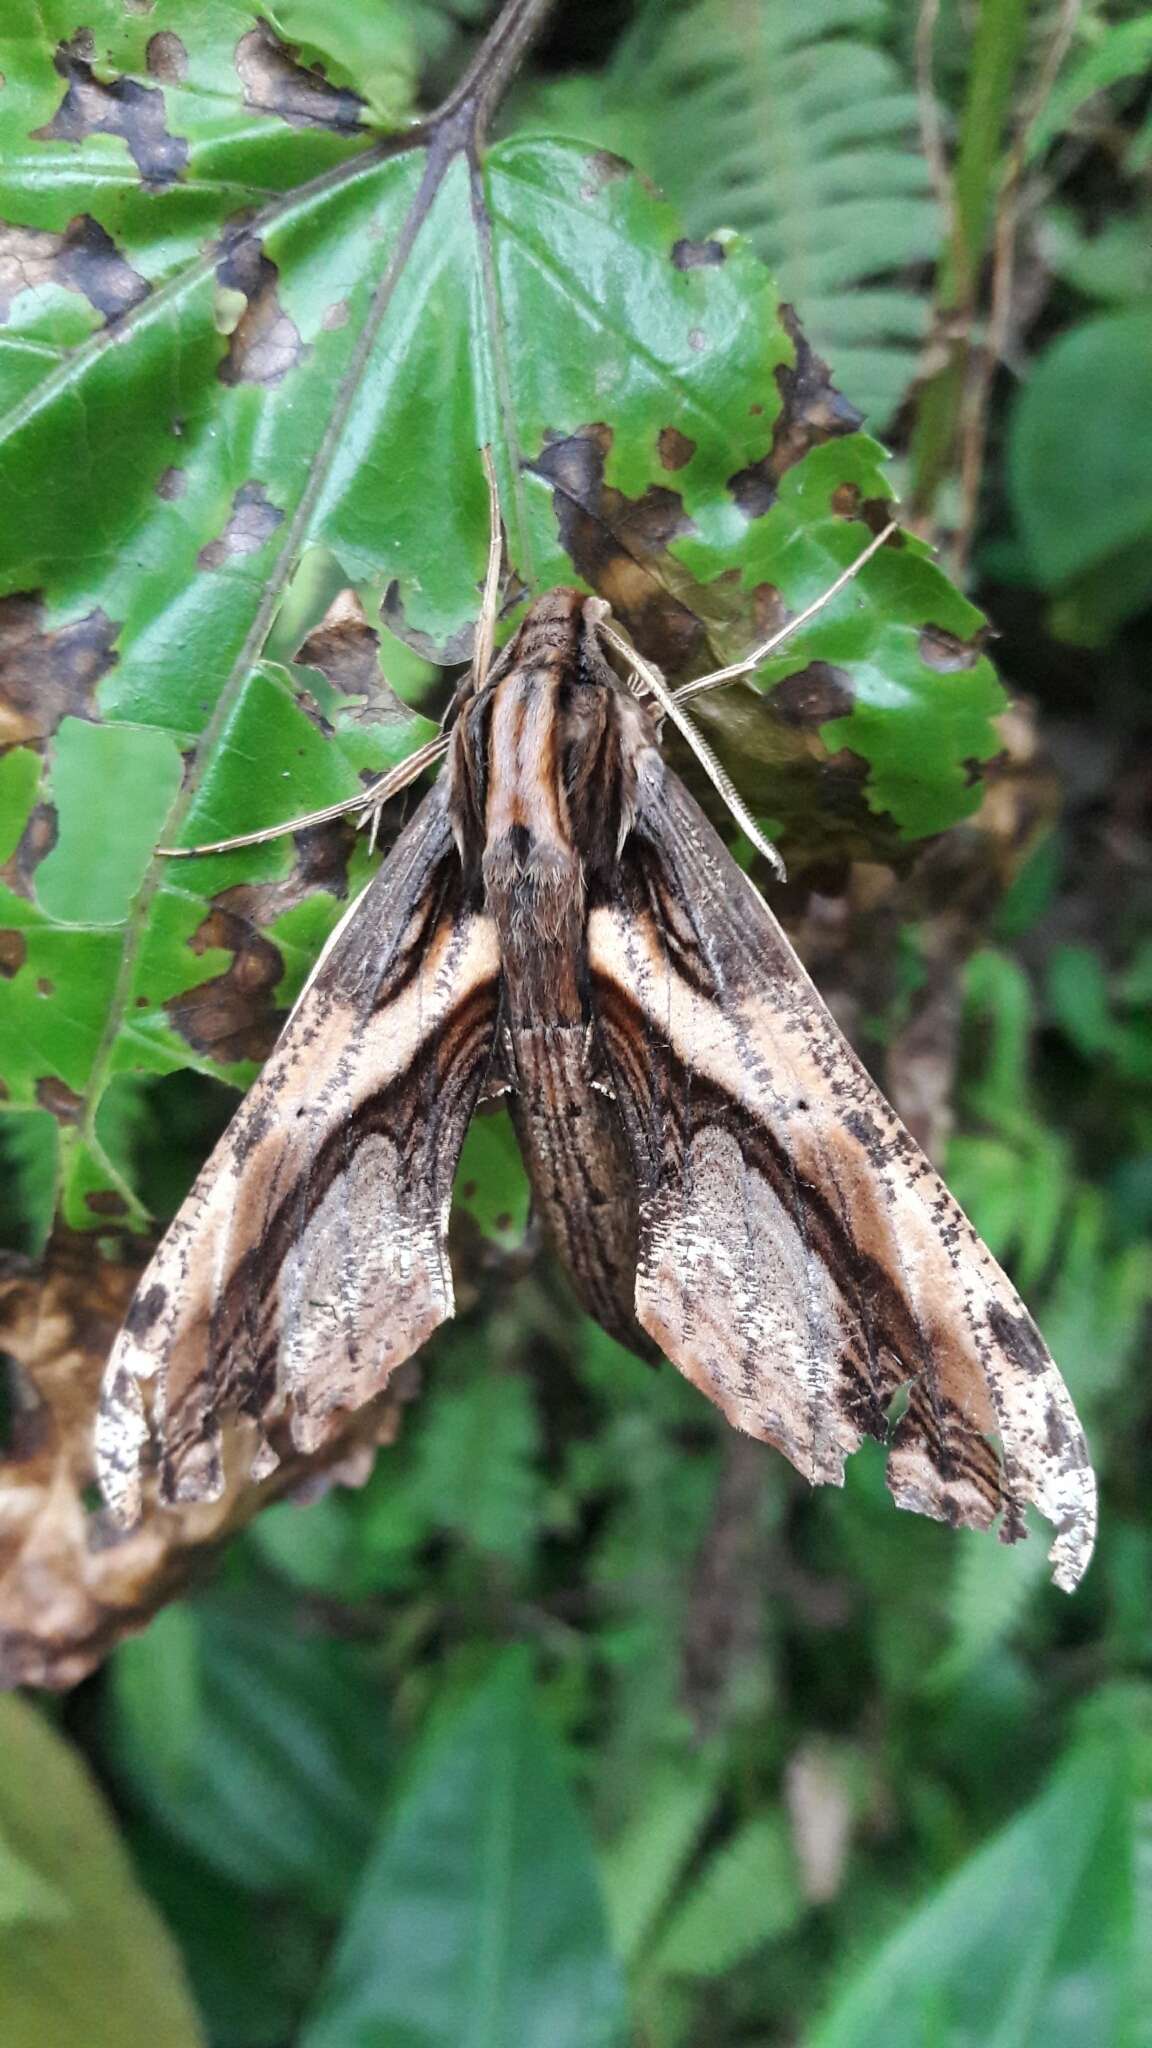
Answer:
589;762;1096;1590
97;784;500;1524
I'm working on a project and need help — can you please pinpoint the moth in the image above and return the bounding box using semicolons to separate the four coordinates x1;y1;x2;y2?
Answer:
96;501;1096;1590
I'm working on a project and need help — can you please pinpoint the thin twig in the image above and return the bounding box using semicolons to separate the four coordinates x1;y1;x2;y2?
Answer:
915;0;954;231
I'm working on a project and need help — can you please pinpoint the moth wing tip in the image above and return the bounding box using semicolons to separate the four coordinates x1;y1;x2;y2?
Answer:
1047;1494;1098;1593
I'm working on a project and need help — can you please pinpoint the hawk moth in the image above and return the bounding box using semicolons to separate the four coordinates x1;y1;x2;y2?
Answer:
96;583;1096;1589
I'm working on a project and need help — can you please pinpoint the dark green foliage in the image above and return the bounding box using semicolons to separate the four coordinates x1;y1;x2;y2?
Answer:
3;4;1152;2046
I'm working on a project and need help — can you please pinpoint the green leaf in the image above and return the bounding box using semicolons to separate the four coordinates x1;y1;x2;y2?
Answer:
0;1693;205;2048
454;1107;532;1252
0;1;1006;1227
927;1519;1050;1695
109;1595;389;1913
301;1655;627;2048
813;1733;1137;2048
598;1754;721;1967
1009;305;1152;628
412;1369;542;1562
1027;15;1152;161
1046;943;1115;1058
650;1813;803;1980
1037;208;1152;309
523;0;942;427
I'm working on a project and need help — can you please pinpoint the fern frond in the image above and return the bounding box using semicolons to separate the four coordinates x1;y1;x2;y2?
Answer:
524;0;941;428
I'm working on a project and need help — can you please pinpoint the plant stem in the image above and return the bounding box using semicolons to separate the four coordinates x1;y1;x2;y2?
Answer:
440;0;558;143
909;0;1031;532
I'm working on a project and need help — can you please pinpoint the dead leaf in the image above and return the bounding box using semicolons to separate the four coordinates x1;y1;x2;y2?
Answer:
0;1239;407;1690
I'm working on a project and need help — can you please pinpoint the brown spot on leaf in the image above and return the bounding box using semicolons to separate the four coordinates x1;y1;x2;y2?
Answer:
235;21;364;132
0;215;149;326
35;1077;83;1123
729;306;863;520
197;483;284;570
920;623;983;673
85;1190;128;1218
155;465;186;500
687;327;706;352
0;930;26;977
36;978;54;997
321;297;349;331
167;904;285;1062
215;230;305;386
672;237;726;270
772;662;857;726
0;802;58;902
582;149;631;195
831;482;860;517
748;582;791;637
33;30;189;188
0;595;119;746
145;31;187;84
295;591;413;728
531;423;709;681
57;214;152;323
657;426;696;472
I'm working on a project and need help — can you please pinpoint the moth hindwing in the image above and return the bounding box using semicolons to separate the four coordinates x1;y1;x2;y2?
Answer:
98;587;1096;1590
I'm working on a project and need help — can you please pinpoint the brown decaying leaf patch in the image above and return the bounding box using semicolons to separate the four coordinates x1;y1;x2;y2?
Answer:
920;623;984;672
0;215;150;325
215;230;306;387
532;421;710;682
145;30;188;85
166;903;286;1064
0;930;26;977
671;236;726;270
234;21;364;133
657;425;696;472
196;482;284;569
296;588;413;722
727;308;863;519
0;594;119;746
33;30;189;188
34;1077;83;1122
771;662;858;726
0;1243;406;1689
0;802;58;902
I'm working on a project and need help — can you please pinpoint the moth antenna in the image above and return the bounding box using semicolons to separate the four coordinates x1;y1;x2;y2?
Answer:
157;734;449;857
472;445;506;693
672;520;898;706
594;609;788;883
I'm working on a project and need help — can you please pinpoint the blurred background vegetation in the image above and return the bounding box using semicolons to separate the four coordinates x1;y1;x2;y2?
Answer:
2;1;1152;2043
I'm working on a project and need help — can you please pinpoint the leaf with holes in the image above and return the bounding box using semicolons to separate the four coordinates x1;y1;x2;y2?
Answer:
0;0;1005;1232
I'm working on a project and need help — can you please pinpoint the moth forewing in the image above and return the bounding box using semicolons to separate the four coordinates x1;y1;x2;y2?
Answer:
97;784;502;1524
586;759;1096;1592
